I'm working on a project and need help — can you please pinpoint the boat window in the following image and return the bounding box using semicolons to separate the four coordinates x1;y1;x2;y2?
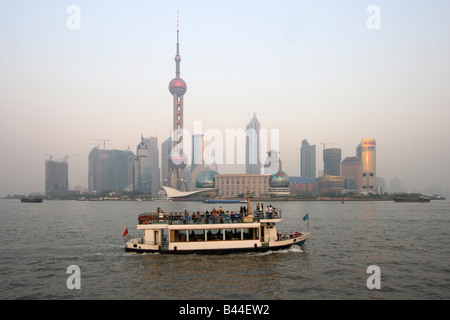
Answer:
189;229;205;241
206;229;223;241
225;229;241;240
243;228;258;240
171;230;187;242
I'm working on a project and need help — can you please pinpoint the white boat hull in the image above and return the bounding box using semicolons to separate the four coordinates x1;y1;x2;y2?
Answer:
125;232;309;254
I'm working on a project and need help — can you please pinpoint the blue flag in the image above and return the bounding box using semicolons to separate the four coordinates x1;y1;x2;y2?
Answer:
303;213;309;221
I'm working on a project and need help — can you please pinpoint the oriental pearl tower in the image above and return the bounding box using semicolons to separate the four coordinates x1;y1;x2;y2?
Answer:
164;12;189;191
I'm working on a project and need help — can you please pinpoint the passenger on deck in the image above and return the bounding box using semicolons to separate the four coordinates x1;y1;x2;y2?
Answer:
157;207;163;218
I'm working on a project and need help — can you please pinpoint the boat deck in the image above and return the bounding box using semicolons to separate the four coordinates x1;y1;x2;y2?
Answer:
138;209;282;225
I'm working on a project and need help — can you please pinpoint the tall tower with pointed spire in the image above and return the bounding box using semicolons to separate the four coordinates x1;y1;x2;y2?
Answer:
246;113;262;174
164;11;189;191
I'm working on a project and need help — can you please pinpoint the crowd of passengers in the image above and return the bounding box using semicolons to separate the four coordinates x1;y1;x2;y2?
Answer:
153;203;279;224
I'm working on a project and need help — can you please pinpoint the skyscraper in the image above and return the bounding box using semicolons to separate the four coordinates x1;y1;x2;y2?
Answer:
147;136;160;195
190;134;205;189
300;139;316;178
135;137;150;193
361;139;376;192
323;148;341;176
45;158;68;194
164;12;189;191
161;137;171;188
341;156;362;190
246;113;261;174
135;136;160;195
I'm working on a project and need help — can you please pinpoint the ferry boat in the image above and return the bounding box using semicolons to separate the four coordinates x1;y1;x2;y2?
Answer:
124;195;310;254
20;197;43;203
393;195;431;202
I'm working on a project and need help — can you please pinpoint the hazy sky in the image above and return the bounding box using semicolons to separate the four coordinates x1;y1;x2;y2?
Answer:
1;0;449;196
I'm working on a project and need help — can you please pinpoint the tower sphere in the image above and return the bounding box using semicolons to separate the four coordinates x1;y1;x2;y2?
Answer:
168;151;188;170
196;168;219;189
169;78;187;96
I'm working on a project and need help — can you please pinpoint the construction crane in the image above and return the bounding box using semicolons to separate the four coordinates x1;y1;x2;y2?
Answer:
64;154;76;163
93;139;111;150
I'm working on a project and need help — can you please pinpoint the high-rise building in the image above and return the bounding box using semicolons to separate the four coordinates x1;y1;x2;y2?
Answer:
135;136;160;195
361;139;376;192
161;137;171;187
389;177;402;194
300;139;316;178
135;137;150;193
246;113;261;174
323;148;341;176
190;134;205;189
147;137;160;195
45;158;68;194
164;12;189;191
341;156;362;191
88;147;135;193
356;143;362;160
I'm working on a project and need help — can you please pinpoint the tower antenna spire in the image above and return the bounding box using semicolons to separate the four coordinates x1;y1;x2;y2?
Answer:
176;11;180;56
166;10;188;192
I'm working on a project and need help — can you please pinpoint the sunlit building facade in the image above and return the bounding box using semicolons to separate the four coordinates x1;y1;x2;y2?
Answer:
317;175;345;194
341;156;362;191
361;139;376;192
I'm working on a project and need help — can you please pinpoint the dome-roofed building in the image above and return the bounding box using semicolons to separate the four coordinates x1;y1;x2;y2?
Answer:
268;153;291;195
196;167;219;189
269;170;290;188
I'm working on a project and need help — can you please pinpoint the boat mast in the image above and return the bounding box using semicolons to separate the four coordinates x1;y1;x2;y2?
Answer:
246;187;253;217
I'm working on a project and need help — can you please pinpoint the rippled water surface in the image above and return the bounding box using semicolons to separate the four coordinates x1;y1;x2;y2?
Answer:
0;199;448;299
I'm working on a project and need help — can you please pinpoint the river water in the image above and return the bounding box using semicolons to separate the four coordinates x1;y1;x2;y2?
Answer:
0;199;448;300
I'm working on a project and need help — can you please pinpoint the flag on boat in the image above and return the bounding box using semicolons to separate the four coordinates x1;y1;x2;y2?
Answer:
303;213;309;221
122;227;128;237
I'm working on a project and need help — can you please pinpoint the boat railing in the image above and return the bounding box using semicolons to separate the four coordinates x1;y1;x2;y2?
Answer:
123;235;142;244
138;208;282;225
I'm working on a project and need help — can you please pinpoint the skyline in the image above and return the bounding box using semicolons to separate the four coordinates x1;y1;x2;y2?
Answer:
1;1;449;196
